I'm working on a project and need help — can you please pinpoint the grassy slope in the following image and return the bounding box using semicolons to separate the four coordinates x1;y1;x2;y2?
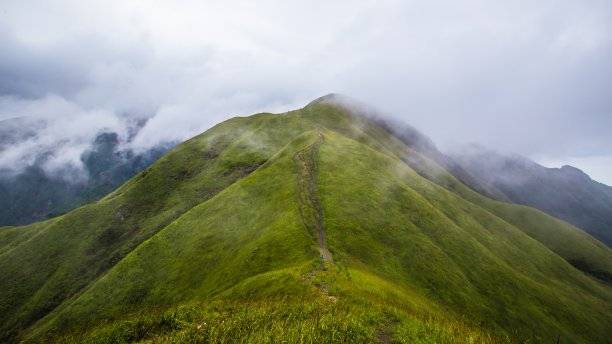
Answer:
0;113;313;340
24;131;501;344
2;100;611;343
317;132;610;342
398;149;612;278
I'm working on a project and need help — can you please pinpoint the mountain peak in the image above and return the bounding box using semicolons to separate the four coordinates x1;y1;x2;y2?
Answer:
305;93;381;119
559;164;591;181
307;93;345;105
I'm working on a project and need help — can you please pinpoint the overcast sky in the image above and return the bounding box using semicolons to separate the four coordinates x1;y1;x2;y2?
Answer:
1;0;611;183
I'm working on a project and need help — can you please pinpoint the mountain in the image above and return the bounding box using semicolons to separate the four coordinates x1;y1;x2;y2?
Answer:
1;95;610;343
0;119;173;226
450;145;612;247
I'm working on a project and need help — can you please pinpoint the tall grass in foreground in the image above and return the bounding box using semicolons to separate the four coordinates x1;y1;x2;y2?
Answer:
51;298;505;344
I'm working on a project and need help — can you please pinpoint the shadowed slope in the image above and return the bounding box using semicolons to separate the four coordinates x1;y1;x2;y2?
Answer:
450;146;612;246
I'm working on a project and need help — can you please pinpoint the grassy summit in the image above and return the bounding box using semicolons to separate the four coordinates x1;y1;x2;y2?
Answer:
1;96;610;343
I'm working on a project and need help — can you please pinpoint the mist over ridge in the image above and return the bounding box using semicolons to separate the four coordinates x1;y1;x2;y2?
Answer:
0;0;611;183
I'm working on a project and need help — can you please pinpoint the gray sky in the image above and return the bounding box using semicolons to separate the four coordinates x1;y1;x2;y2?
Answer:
1;0;611;183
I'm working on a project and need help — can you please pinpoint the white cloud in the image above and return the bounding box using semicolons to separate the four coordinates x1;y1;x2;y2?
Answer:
0;0;611;182
0;95;125;178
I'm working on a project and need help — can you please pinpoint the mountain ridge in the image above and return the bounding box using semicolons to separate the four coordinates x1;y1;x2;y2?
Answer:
1;97;610;343
450;144;612;246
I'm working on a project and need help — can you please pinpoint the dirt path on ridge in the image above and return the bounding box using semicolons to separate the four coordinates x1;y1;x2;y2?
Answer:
294;133;333;263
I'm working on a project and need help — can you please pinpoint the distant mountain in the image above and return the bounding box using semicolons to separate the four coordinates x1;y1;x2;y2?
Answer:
450;145;612;247
1;95;609;343
0;118;173;226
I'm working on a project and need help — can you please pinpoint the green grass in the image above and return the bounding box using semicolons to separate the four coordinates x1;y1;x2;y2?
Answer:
1;97;610;343
46;267;502;344
316;131;610;341
50;299;482;344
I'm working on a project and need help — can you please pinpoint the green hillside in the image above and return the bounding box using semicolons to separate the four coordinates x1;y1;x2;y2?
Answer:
1;96;610;343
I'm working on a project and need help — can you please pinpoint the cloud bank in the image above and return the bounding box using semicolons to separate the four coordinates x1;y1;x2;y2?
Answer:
1;0;611;182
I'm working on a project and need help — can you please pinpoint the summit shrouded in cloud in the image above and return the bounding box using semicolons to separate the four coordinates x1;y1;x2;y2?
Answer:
2;3;612;343
0;0;611;183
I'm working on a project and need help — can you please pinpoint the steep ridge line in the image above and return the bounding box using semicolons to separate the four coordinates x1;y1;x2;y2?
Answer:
294;133;333;262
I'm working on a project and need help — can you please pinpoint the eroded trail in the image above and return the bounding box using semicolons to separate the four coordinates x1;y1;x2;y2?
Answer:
294;133;333;263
